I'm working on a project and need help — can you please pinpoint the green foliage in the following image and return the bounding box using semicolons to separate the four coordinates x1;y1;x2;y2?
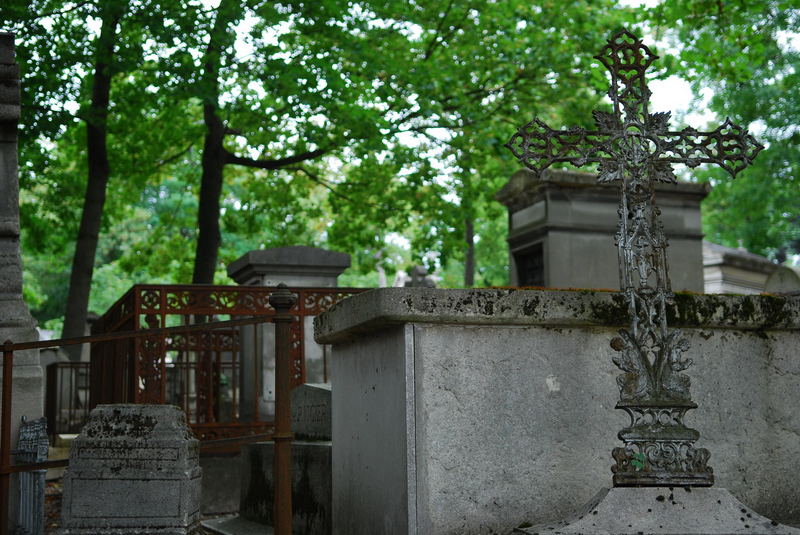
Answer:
19;1;767;332
650;1;800;261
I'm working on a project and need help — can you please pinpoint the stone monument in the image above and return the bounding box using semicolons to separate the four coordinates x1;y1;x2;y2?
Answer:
60;404;202;534
0;32;43;532
505;27;797;533
227;245;351;421
311;28;800;535
495;167;709;291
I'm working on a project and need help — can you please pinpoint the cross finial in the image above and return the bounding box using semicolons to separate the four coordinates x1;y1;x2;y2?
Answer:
506;28;764;488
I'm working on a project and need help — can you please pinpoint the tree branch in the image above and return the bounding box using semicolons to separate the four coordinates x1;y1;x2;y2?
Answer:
285;166;355;202
224;148;326;169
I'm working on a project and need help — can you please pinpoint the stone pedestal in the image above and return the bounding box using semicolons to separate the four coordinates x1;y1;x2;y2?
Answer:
315;288;800;535
0;31;42;532
226;246;350;421
60;404;202;534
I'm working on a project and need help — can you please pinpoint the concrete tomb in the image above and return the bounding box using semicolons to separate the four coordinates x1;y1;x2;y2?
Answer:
59;404;202;534
200;247;348;515
315;288;800;534
0;31;43;532
316;28;800;535
227;245;350;422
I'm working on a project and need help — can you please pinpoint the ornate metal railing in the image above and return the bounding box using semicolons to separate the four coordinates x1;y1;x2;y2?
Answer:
89;284;364;440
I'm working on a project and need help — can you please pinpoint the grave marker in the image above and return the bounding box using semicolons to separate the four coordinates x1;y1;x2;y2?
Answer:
507;28;762;487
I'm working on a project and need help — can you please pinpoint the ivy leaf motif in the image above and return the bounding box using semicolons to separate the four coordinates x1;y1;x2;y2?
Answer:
647;111;671;132
648;160;677;183
592;110;620;131
597;160;623;183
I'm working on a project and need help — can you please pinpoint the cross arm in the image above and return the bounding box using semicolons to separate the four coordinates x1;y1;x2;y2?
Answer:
505;117;615;174
658;118;764;177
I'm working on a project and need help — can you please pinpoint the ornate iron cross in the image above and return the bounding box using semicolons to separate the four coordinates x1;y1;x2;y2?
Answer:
506;29;763;487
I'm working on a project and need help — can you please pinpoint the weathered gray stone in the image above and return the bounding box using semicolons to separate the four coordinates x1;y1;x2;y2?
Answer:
0;32;42;533
515;487;800;534
200;453;241;515
703;240;780;294
495;168;709;292
227;246;347;427
765;266;800;295
239;441;332;535
227;246;350;287
315;288;800;535
292;383;331;441
60;404;202;534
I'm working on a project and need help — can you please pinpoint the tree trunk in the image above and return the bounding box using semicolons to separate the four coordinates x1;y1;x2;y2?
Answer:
61;1;125;354
191;0;237;284
464;216;475;287
192;104;226;283
190;0;326;283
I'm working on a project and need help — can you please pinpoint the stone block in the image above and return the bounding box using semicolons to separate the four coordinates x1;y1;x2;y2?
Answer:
315;288;800;535
292;383;331;441
227;246;350;287
200;452;241;515
240;441;332;534
60;404;202;534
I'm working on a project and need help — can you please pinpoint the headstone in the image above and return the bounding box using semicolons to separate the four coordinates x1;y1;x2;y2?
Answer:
291;383;331;441
495;168;709;291
703;240;780;294
765;266;800;295
231;384;332;534
59;404;202;534
0;32;43;532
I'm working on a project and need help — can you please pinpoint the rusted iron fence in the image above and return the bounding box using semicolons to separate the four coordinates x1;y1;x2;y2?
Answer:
1;316;273;535
87;284;363;440
3;284;363;533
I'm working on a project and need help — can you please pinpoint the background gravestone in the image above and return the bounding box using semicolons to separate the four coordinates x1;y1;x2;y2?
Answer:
495;168;709;291
0;31;43;532
60;404;202;534
237;383;333;534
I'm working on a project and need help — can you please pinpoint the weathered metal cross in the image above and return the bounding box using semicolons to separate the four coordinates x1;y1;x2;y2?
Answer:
506;29;763;487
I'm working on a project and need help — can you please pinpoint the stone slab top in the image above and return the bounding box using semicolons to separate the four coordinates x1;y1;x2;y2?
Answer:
496;168;711;212
227;246;351;283
314;287;800;344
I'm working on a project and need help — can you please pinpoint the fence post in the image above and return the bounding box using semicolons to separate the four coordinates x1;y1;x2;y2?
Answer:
269;284;296;535
1;340;14;535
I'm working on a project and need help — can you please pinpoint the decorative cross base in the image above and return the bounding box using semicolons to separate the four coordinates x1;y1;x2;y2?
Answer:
611;401;713;487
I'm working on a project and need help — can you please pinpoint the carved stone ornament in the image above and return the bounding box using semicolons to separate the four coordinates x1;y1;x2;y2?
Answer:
506;28;763;487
